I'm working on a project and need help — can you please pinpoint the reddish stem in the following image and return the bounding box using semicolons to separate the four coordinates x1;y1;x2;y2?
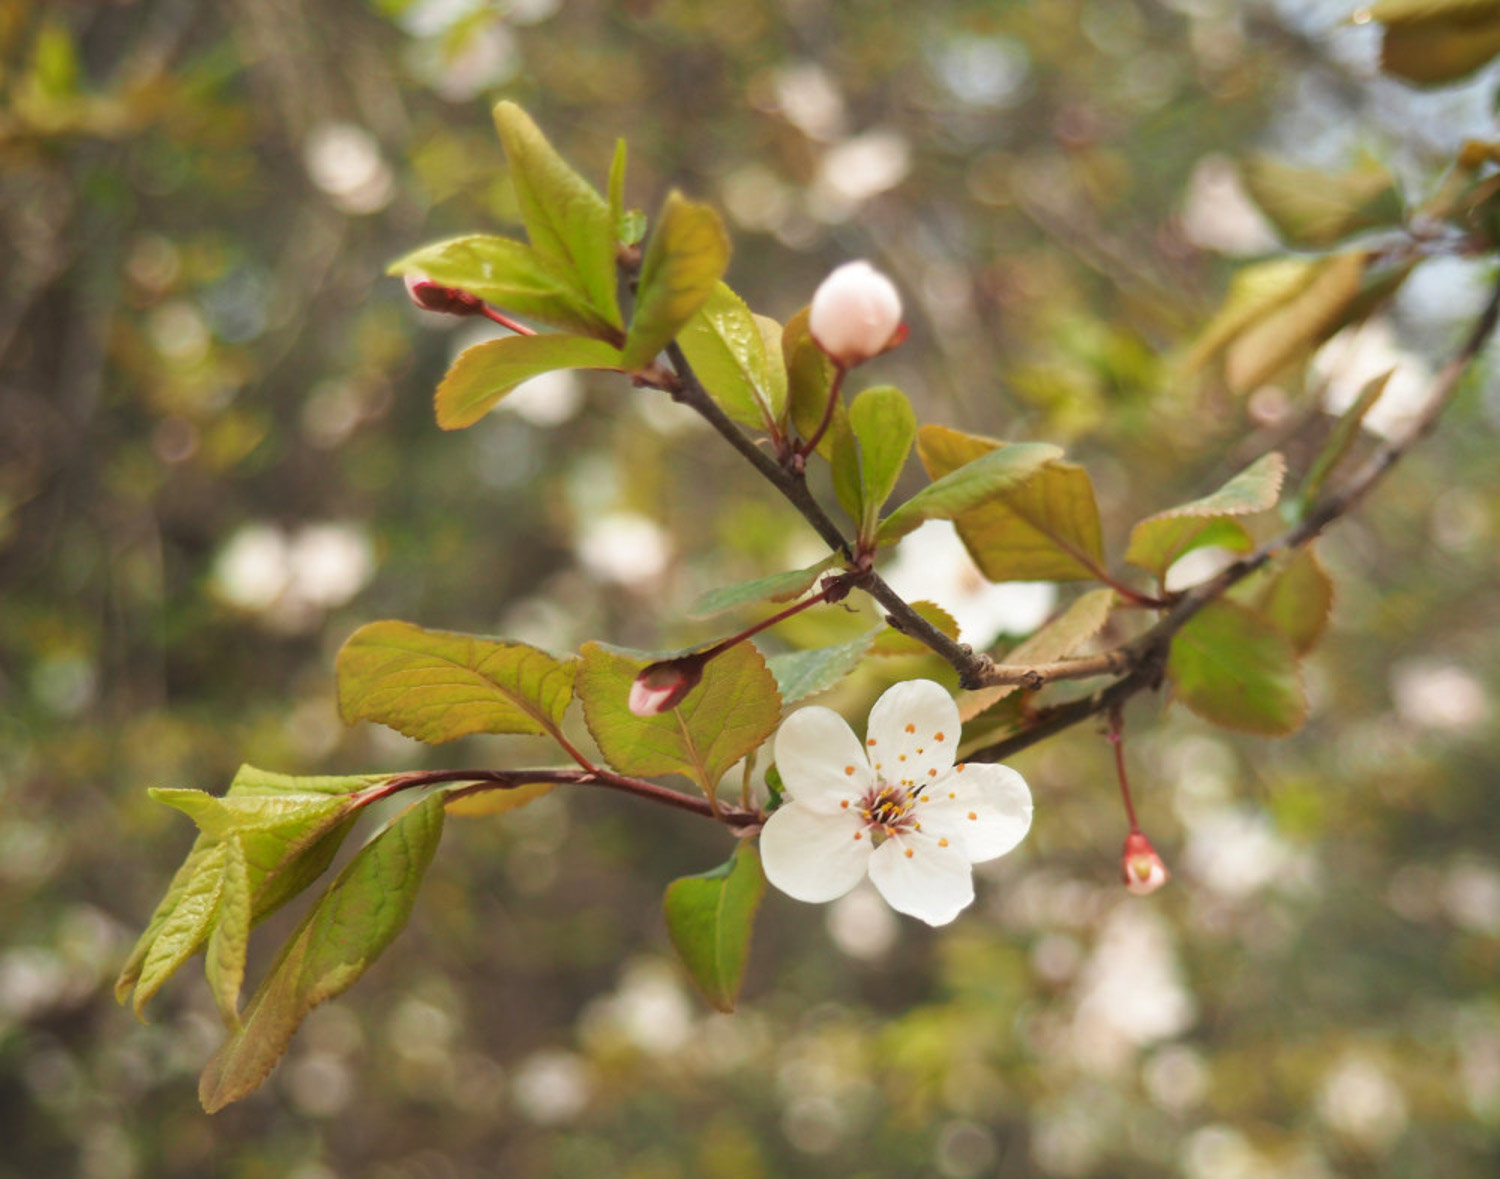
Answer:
795;364;847;460
1107;707;1140;833
482;305;538;336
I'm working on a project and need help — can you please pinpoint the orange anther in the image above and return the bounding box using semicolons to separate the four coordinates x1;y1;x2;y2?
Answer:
904;848;914;859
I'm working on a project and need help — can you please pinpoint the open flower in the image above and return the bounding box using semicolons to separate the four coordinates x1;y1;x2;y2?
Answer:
760;679;1032;925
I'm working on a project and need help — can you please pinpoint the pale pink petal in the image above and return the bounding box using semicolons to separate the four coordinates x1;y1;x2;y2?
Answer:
864;679;960;791
920;763;1032;862
760;801;871;903
774;705;873;812
867;830;975;926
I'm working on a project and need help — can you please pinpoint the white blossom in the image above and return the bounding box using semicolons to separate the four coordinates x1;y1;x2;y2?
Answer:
760;679;1032;925
807;261;904;368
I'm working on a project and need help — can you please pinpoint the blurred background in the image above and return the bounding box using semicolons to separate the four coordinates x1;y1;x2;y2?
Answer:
3;0;1500;1175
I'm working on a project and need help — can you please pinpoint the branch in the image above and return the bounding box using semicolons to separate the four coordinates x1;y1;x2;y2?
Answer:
966;269;1500;763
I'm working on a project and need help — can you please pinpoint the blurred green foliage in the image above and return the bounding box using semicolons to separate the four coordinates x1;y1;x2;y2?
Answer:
3;0;1500;1176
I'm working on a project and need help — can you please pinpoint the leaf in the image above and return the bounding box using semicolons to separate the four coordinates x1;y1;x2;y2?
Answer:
576;641;780;793
434;334;623;430
1126;453;1286;578
621;191;731;371
958;588;1116;721
1300;371;1391;506
689;556;837;618
849;385;917;542
444;781;556;818
902;424;1094;579
1185;258;1321;371
337;620;577;745
663;842;766;1013
677;283;788;431
204;835;250;1028
785;309;862;523
387;235;619;340
1223;253;1368;394
129;841;229;1017
1168;599;1306;736
1244;547;1335;656
1365;0;1500;85
870;601;961;657
767;632;877;703
492;101;621;329
1241;155;1404;249
199;794;446;1113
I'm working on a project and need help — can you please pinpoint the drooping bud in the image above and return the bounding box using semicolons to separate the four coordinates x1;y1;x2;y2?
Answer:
807;260;904;368
1121;830;1170;896
628;655;707;717
403;272;485;317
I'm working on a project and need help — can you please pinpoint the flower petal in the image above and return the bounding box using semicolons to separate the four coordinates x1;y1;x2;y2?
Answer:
921;763;1033;862
774;705;873;812
760;801;871;903
867;830;975;926
864;679;959;791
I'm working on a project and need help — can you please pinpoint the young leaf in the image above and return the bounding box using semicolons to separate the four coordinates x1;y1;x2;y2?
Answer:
663;842;766;1013
338;620;577;745
785;309;863;523
870;601;961;656
1168;599;1306;736
1299;371;1392;507
689;556;837;618
492;101;621;329
677;283;788;431
576;641;780;793
387;235;619;340
1237;548;1335;656
958;587;1117;721
849;385;916;542
1241;155;1404;249
897;425;1090;579
621;191;731;371
128;840;230;1017
434;334;623;430
199;794;446;1113
1125;453;1286;579
204;835;250;1028
1365;0;1500;85
767;632;877;704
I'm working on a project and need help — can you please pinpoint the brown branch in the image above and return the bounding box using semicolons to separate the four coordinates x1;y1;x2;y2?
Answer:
966;270;1500;763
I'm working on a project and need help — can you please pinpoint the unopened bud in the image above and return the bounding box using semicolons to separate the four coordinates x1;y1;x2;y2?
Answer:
807;260;904;368
628;656;706;717
404;272;485;317
1121;830;1169;896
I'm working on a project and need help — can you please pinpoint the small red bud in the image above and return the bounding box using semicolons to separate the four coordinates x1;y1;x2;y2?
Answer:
403;272;485;317
628;656;706;717
1121;830;1170;896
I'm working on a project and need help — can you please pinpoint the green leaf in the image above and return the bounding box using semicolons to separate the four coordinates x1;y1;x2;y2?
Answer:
767;632;876;703
958;588;1116;722
898;425;1091;579
1300;371;1391;506
1168;599;1306;736
433;333;623;431
870;601;961;657
204;835;250;1028
1239;548;1335;656
337;620;577;745
129;840;230;1018
621;191;731;371
1241;155;1405;248
387;235;620;340
850;385;917;542
492;101;621;329
663;842;766;1013
1126;453;1286;578
576;641;780;793
198;794;446;1113
677;283;787;431
444;781;556;818
689;556;837;618
784;309;862;523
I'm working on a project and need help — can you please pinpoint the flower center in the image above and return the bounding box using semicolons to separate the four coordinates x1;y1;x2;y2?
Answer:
861;784;915;841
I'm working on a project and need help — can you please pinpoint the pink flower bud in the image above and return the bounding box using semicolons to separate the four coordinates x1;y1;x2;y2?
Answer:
1121;830;1169;896
403;272;485;317
628;656;706;717
807;260;904;368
